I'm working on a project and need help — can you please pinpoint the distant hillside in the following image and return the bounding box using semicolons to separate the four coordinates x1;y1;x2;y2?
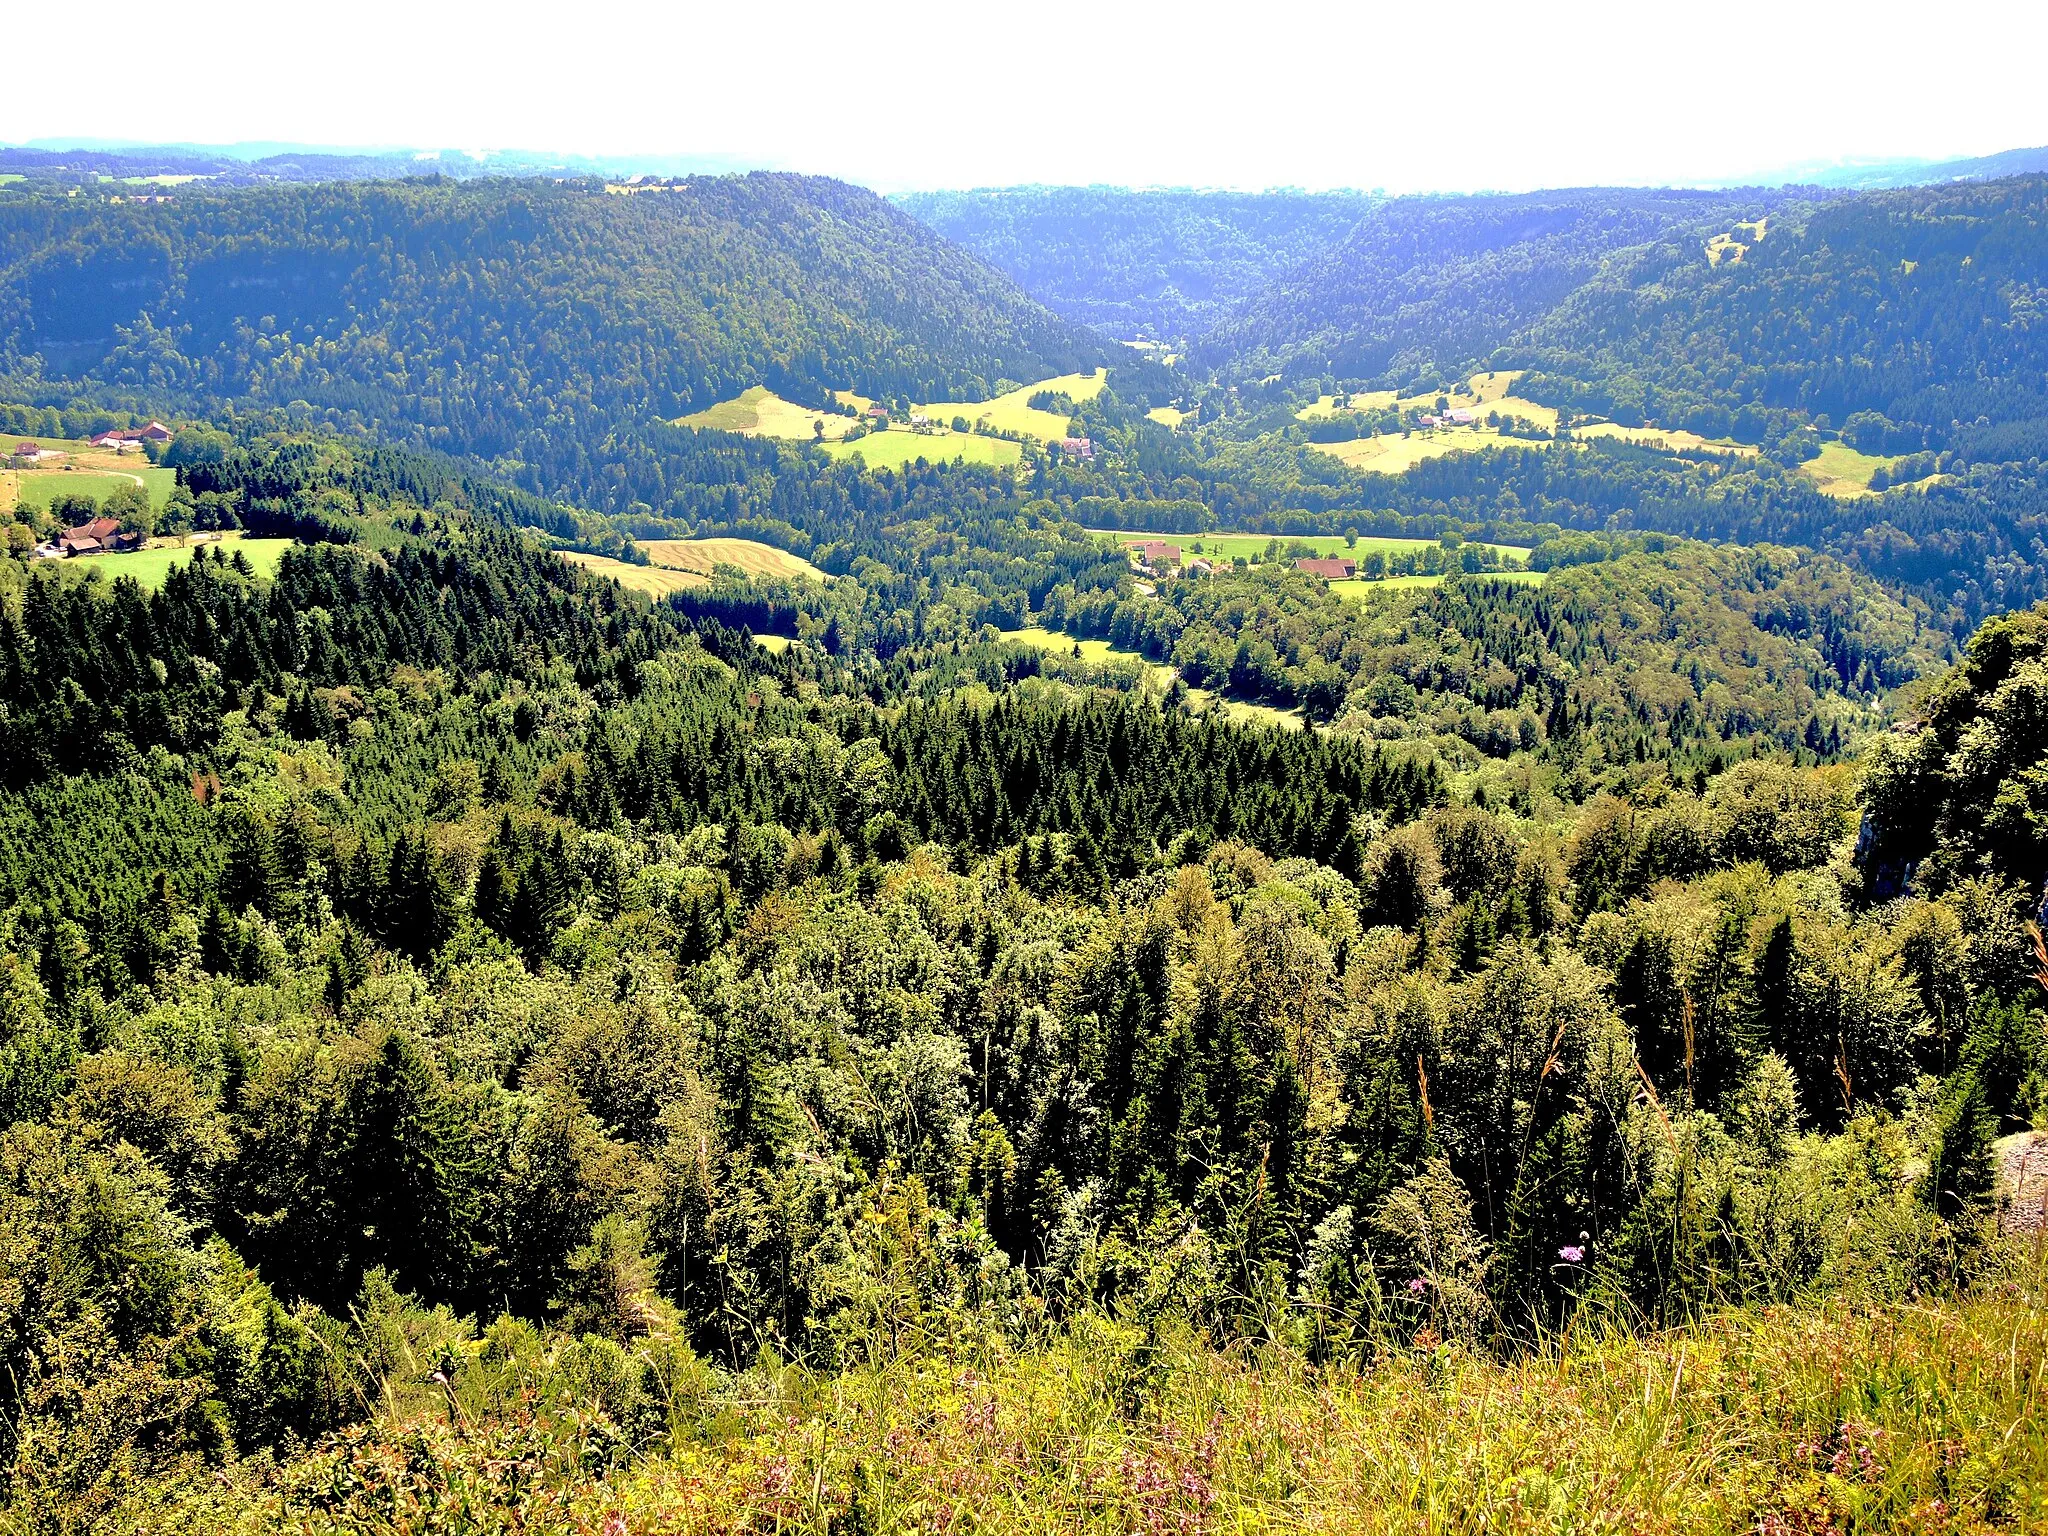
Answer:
1518;175;2048;454
896;186;1378;339
1794;143;2048;191
1189;186;1816;388
0;173;1107;496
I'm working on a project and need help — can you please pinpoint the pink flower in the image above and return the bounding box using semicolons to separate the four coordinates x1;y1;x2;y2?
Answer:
1558;1245;1585;1263
1407;1277;1427;1294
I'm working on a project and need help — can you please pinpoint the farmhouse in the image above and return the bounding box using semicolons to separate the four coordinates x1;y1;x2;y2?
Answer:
58;516;143;555
1131;540;1181;568
1445;407;1478;426
1059;436;1094;460
12;441;39;461
1295;556;1358;580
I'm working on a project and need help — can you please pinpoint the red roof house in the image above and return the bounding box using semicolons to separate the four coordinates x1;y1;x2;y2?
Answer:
1295;556;1358;580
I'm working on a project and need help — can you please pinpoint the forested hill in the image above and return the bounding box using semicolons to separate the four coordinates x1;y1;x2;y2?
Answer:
1189;186;1816;387
895;186;1379;339
0;172;1108;466
1517;175;2048;456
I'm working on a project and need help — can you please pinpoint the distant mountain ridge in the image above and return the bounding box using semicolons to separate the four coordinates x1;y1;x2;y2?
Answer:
896;186;1380;340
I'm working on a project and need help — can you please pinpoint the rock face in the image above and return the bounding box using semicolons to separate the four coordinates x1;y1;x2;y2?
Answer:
1999;1132;2048;1234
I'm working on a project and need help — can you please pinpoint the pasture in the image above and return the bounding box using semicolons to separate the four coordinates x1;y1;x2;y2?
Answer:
820;429;1022;471
1310;426;1543;475
639;537;828;582
1799;440;1902;498
918;367;1107;443
46;535;293;592
7;465;177;514
1145;406;1186;429
1576;422;1757;457
672;386;859;442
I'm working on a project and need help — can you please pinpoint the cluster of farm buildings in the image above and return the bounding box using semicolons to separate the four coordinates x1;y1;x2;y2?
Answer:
1125;539;1358;581
11;423;172;560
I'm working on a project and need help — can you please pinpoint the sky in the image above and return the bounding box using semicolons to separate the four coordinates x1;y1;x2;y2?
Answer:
8;0;2047;194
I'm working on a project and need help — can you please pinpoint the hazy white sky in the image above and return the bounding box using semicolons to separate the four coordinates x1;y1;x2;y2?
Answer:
9;0;2046;193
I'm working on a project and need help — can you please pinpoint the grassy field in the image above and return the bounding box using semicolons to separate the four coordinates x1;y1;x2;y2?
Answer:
1330;568;1546;599
1099;530;1532;563
560;551;709;600
1145;405;1186;428
919;368;1107;443
1799;440;1901;498
639;537;828;582
998;627;1309;728
1311;427;1544;475
672;386;859;442
46;534;292;592
820;429;1022;471
1577;422;1758;457
5;465;177;514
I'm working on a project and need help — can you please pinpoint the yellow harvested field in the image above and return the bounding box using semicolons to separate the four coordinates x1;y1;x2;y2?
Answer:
639;537;829;582
1577;422;1757;457
559;552;708;599
673;386;859;442
919;368;1107;443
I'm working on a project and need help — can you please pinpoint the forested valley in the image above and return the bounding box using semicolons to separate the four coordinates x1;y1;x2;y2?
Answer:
0;156;2045;1534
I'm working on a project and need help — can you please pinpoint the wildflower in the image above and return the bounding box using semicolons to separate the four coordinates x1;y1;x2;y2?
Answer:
1407;1277;1427;1294
1558;1245;1585;1263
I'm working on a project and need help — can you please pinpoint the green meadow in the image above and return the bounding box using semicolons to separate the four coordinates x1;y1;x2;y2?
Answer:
822;429;1022;471
13;466;178;512
49;536;293;592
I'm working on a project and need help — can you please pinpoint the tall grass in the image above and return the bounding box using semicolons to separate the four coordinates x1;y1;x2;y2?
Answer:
167;1256;2048;1535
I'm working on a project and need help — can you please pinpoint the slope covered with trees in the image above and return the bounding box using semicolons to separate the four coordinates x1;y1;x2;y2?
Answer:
0;466;2038;1529
1191;187;1812;388
0;173;1108;484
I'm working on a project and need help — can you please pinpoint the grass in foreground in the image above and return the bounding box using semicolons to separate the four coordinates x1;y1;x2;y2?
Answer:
178;1279;2048;1534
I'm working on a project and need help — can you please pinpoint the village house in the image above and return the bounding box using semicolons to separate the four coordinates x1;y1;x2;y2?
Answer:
1295;556;1358;580
1059;436;1094;460
1445;407;1478;426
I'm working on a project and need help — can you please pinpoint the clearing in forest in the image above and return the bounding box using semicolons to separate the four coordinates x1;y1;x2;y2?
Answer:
47;534;292;592
820;429;1022;471
638;537;829;582
672;386;860;442
918;368;1108;443
1576;422;1757;457
5;464;177;515
560;551;708;600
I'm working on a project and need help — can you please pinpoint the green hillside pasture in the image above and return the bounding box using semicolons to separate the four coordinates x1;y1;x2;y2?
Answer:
49;536;292;592
1797;440;1928;499
672;385;859;441
11;466;177;513
821;429;1021;471
920;367;1107;442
